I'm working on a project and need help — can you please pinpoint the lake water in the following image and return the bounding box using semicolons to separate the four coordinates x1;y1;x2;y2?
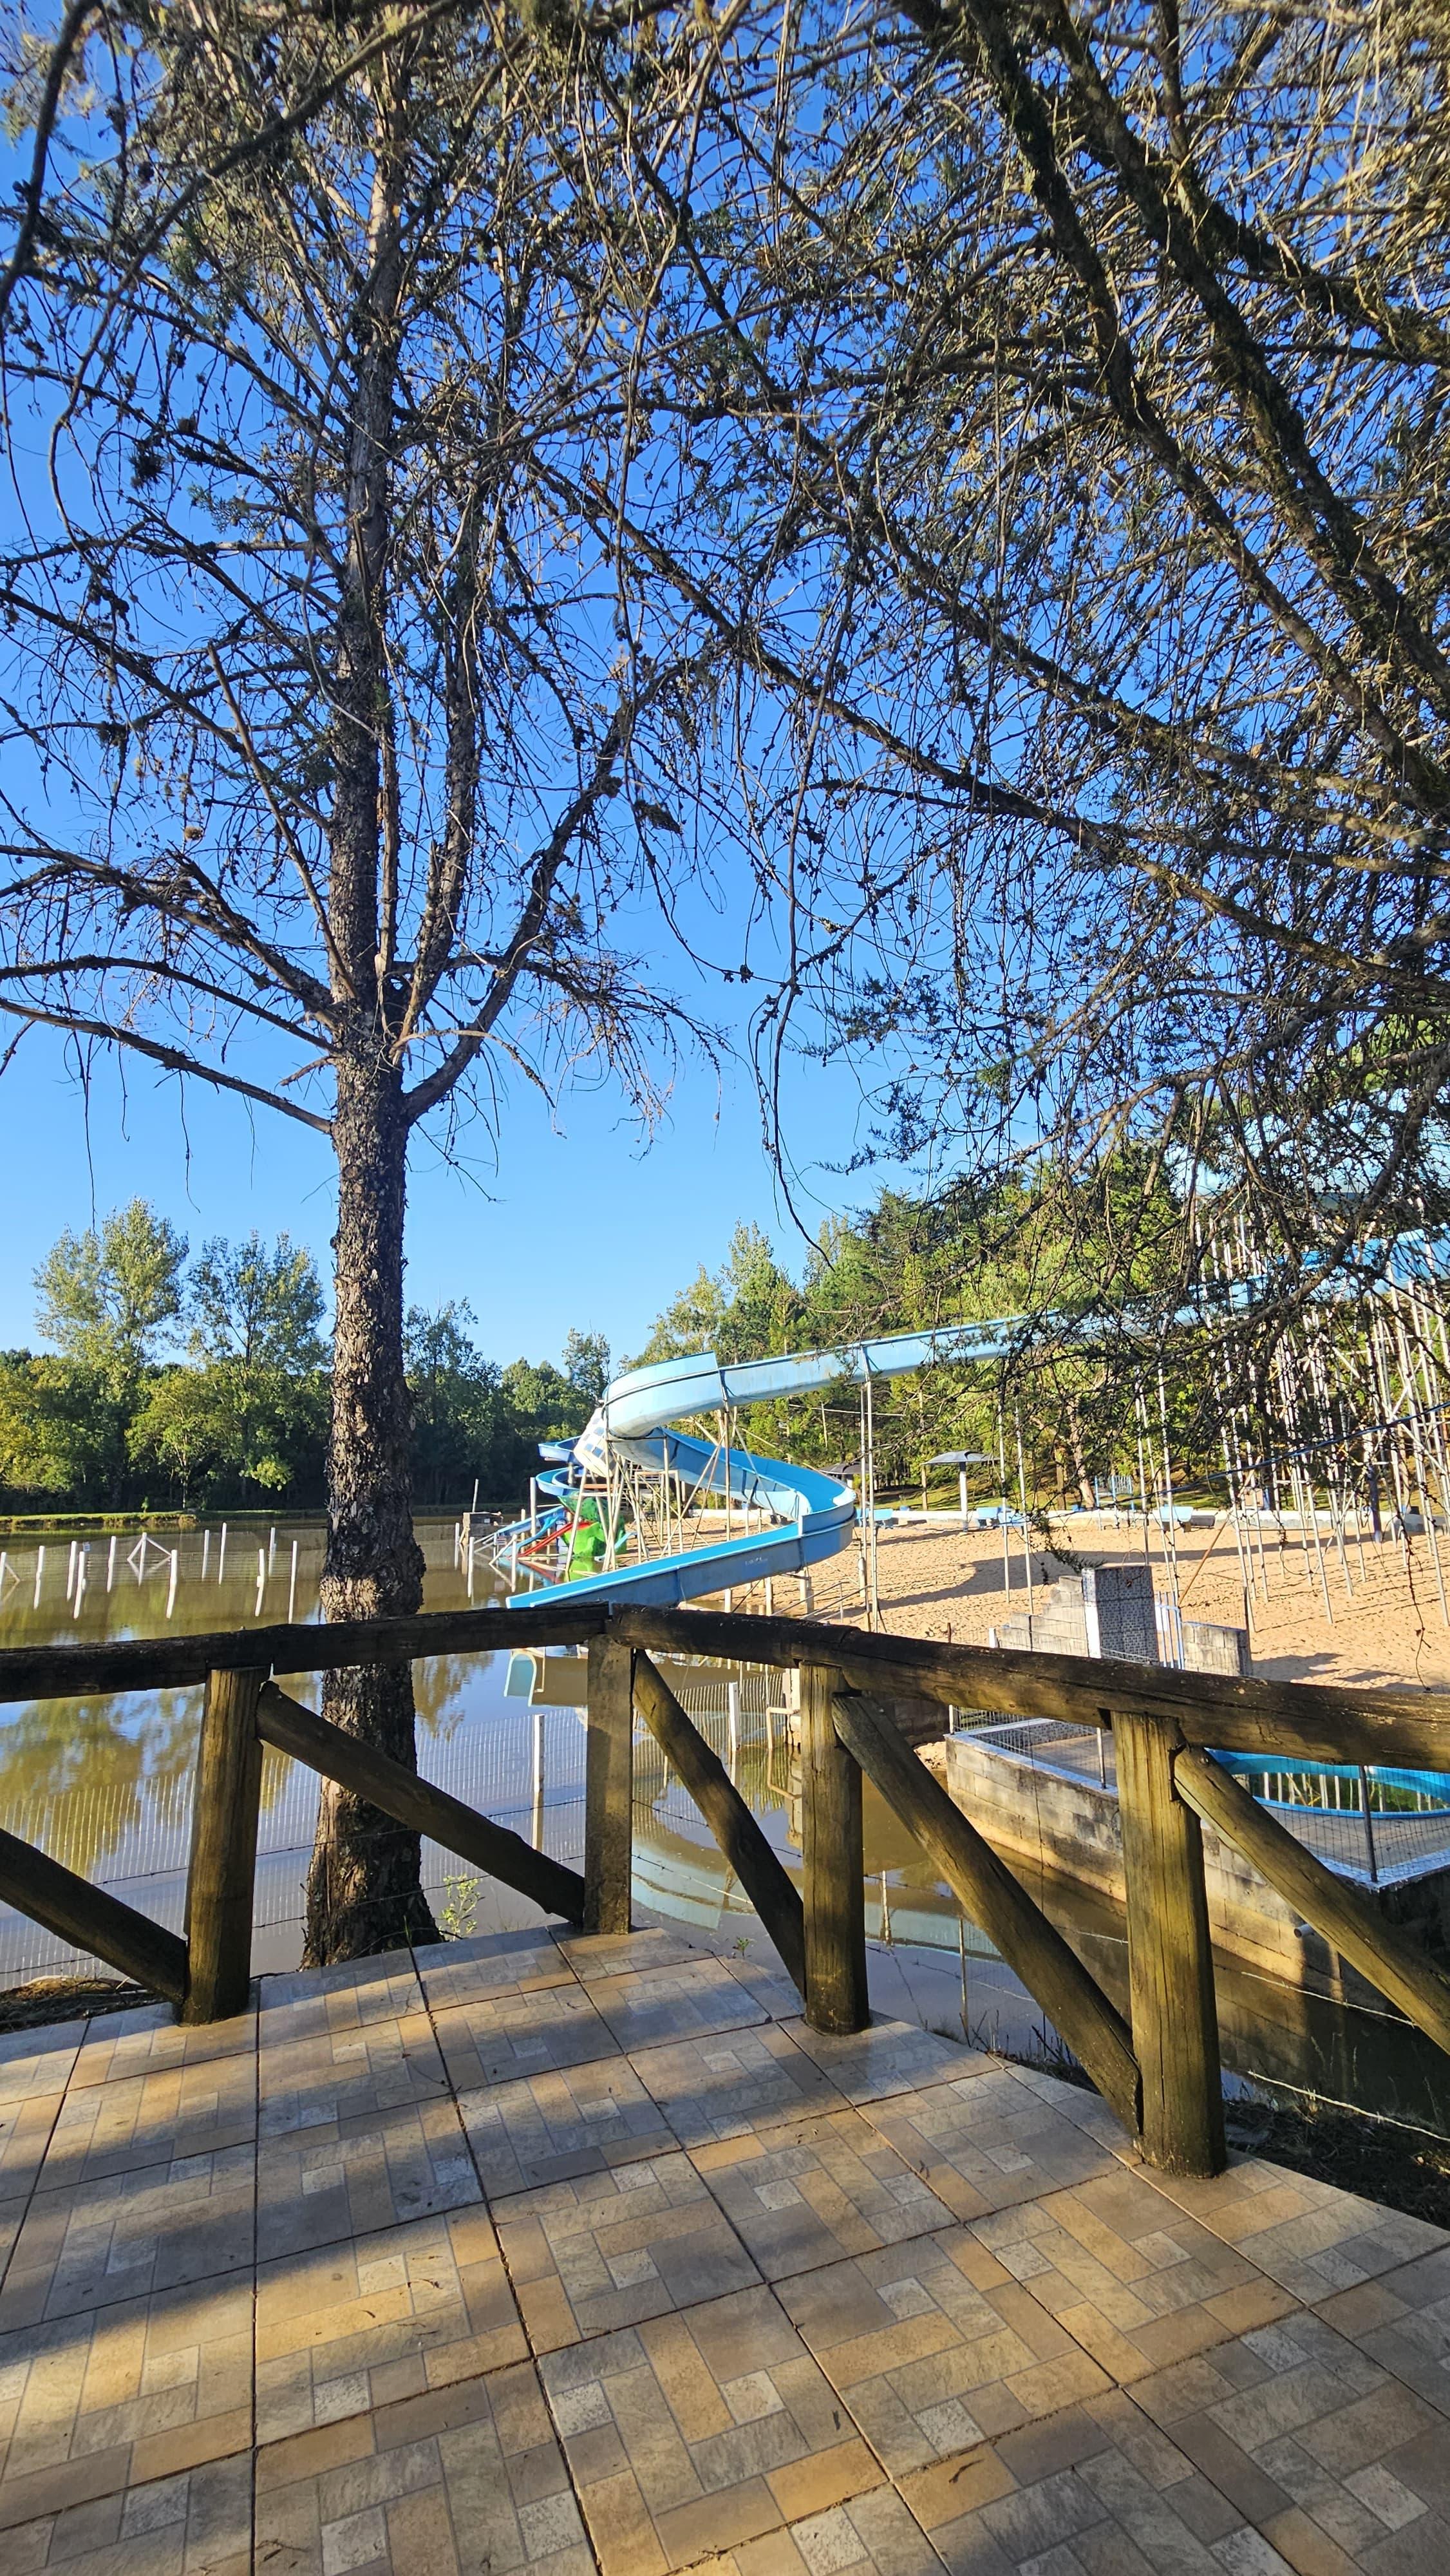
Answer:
0;1510;1444;2141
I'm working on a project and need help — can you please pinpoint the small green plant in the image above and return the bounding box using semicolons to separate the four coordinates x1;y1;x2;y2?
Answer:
439;1875;481;1941
731;1935;751;1960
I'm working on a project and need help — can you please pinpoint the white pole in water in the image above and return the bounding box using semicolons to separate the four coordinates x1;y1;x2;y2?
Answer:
33;1545;44;1608
107;1533;117;1591
201;1528;211;1578
727;1680;739;1774
218;1523;228;1582
268;1525;277;1569
67;1538;77;1592
74;1547;87;1615
166;1549;178;1619
287;1539;299;1622
0;1551;8;1596
255;1548;265;1615
466;1536;475;1600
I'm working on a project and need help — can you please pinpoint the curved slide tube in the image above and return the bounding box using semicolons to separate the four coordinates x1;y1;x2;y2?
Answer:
500;1229;1450;1611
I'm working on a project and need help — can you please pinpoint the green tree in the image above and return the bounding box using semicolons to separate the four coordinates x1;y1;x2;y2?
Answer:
406;1303;521;1508
33;1203;187;1390
0;1353;120;1502
561;1331;612;1408
190;1235;326;1374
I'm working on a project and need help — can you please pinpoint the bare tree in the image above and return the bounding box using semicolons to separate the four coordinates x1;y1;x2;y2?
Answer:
0;0;748;1956
609;0;1450;1338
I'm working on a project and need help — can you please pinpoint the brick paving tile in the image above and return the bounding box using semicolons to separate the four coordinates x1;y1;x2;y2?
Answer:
0;2104;62;2210
412;1933;576;2011
675;2483;947;2573
901;2384;1294;2575
724;1956;814;2023
1135;2157;1450;2305
690;2111;954;2281
0;2030;89;2109
538;2282;884;2575
863;2069;1119;2222
631;2024;847;2151
780;2022;986;2109
259;1954;426;2047
585;1959;777;2056
775;2226;1112;2479
1316;2248;1450;2418
494;2153;760;2350
551;1927;715;1985
0;2148;255;2331
1006;2067;1133;2158
1130;2309;1450;2571
969;2166;1299;2380
428;1987;617;2094
259;2016;449;2139
37;2059;256;2195
253;2359;592;2575
456;2055;675;2201
69;2008;257;2093
0;2277;252;2528
256;2206;527;2445
0;2449;252;2574
256;2101;479;2265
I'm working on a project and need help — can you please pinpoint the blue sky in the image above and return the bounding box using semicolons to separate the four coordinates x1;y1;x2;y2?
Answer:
1;1013;879;1370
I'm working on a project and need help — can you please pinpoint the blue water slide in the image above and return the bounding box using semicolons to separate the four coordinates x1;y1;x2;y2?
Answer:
503;1230;1450;1612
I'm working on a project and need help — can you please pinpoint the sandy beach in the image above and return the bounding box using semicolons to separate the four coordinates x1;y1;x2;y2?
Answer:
784;1511;1450;1692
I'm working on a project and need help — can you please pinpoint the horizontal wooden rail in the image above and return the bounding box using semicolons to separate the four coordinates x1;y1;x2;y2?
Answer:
634;1656;807;1997
0;1824;189;2003
1175;1746;1450;2062
616;1605;1450;1770
0;1602;608;1702
831;1689;1140;2132
5;1598;1450;1776
258;1683;587;1924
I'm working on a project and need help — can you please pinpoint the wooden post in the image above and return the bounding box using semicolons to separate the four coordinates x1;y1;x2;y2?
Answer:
585;1634;634;1935
1113;1708;1225;2175
800;1662;868;2032
184;1665;265;2023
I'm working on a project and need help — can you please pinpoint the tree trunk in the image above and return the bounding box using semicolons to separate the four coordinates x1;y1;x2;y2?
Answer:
303;1061;436;1962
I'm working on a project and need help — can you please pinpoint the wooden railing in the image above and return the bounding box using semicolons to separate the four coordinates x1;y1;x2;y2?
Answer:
3;1598;1450;2178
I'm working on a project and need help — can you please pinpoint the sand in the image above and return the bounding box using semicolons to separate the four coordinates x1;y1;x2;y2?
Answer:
753;1512;1450;1693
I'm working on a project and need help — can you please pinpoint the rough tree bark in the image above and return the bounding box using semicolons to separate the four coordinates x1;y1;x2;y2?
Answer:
303;86;437;1962
304;1062;435;1960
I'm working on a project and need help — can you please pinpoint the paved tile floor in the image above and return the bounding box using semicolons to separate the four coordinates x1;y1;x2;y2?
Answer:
0;1917;1443;2574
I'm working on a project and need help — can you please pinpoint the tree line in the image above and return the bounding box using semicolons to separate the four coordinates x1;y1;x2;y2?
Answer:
0;1201;610;1516
636;1162;1223;1515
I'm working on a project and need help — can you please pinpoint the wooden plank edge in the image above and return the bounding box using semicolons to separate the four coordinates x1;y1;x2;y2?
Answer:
258;1683;587;1926
1175;1745;1450;2063
633;1653;806;1998
832;1689;1140;2135
0;1824;189;2005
